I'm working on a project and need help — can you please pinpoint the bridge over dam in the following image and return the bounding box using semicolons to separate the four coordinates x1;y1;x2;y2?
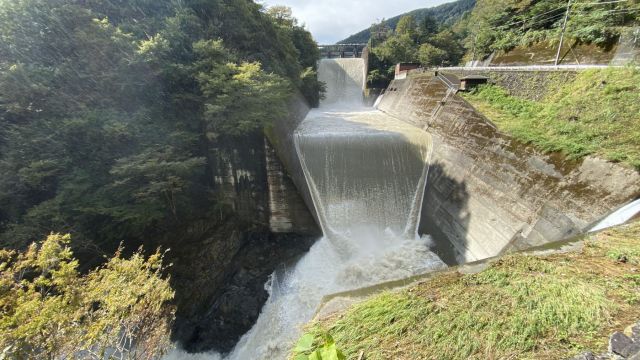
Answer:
318;43;367;58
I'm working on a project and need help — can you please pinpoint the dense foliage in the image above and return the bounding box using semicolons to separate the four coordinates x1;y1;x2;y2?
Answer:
341;0;473;87
367;14;466;87
0;0;320;257
361;0;639;86
460;0;640;60
0;233;175;359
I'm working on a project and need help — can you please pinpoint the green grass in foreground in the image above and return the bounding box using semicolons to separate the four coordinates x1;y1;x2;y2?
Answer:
294;222;640;360
461;67;640;170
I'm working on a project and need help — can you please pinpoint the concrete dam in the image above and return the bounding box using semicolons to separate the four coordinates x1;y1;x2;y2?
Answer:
218;58;446;359
271;59;638;264
171;58;639;359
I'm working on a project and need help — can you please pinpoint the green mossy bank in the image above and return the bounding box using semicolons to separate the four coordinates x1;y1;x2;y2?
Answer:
461;68;640;170
293;222;640;360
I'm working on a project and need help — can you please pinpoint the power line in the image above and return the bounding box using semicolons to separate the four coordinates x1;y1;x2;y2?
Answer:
493;1;639;30
573;0;633;5
494;12;566;31
488;5;639;33
571;7;640;14
494;5;567;29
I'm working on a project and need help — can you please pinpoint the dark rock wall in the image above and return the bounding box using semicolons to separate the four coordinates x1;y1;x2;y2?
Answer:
378;73;640;264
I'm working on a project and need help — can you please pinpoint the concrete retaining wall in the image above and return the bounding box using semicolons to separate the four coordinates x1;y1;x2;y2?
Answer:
266;92;321;230
377;72;640;264
441;68;578;101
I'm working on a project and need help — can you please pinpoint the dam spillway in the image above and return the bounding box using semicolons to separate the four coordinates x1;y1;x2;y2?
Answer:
222;59;445;359
295;110;431;237
295;59;432;238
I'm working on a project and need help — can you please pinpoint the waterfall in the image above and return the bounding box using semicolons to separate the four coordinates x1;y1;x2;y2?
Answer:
167;59;445;360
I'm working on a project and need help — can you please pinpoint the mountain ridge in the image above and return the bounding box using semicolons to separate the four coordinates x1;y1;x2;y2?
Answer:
337;0;475;44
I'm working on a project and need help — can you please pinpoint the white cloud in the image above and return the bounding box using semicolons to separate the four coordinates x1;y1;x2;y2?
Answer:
258;0;453;44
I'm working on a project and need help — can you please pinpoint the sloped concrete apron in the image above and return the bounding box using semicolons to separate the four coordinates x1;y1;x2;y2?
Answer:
377;71;640;264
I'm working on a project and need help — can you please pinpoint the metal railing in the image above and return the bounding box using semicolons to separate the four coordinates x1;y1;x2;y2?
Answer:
434;64;625;72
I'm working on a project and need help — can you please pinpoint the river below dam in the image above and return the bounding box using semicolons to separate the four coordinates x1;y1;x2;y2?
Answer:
167;58;446;360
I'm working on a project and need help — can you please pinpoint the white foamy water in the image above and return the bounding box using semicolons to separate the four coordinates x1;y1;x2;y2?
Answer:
168;58;445;360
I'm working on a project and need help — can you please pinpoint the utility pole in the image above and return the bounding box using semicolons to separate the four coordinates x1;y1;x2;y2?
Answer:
555;0;573;66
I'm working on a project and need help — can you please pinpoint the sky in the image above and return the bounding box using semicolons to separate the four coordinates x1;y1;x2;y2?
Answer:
258;0;453;44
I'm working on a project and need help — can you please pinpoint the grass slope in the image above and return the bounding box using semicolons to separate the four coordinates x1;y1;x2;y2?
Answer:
461;67;640;170
294;222;640;359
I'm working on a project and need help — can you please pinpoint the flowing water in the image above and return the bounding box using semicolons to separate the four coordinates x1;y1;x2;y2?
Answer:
167;58;445;360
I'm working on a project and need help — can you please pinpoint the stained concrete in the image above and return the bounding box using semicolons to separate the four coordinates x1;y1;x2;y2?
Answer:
164;129;319;353
266;92;321;228
377;72;640;263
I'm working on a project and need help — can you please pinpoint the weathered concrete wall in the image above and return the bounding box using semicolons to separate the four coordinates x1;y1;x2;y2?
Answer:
377;72;640;264
265;140;318;234
491;42;619;66
265;92;320;228
485;29;639;67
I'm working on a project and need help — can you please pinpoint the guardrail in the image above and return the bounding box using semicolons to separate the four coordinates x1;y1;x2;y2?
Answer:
436;73;458;90
434;64;624;72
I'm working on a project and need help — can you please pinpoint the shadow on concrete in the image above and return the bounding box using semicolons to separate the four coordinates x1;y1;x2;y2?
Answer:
155;133;319;353
418;161;470;265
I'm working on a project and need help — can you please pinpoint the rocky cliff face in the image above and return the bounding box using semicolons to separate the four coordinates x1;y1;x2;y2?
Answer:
377;72;640;263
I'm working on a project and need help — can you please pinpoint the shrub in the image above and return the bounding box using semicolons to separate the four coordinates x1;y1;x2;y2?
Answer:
0;234;175;359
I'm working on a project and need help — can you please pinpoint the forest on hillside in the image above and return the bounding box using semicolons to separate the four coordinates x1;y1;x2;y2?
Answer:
0;0;319;257
0;0;320;357
338;0;476;44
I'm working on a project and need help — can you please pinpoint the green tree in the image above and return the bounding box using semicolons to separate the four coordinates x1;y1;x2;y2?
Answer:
417;43;448;66
192;39;292;137
419;14;439;40
0;0;320;255
395;15;419;42
368;20;393;47
371;34;419;64
266;5;297;27
429;29;466;66
265;5;322;106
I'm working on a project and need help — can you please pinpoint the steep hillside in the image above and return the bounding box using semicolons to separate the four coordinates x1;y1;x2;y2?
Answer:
459;0;640;63
0;0;321;354
337;0;475;44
